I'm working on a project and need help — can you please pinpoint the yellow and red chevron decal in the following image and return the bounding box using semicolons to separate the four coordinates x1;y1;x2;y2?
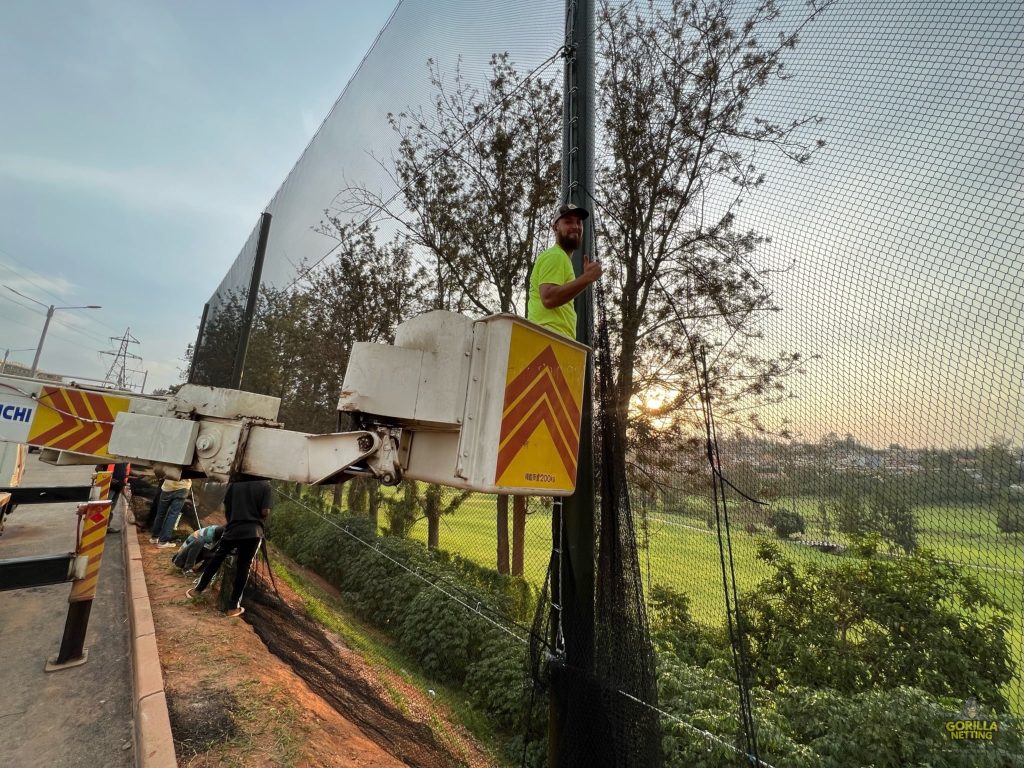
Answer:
495;323;586;491
93;470;113;502
27;386;130;458
69;501;111;602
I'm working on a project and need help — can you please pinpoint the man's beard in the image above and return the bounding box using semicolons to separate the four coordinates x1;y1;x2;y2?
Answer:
557;232;580;252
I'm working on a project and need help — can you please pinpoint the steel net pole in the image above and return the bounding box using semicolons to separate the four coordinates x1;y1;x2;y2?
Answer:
550;0;596;764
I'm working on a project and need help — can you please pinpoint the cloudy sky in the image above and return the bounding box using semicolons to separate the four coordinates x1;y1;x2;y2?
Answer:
0;0;395;390
1;1;1019;451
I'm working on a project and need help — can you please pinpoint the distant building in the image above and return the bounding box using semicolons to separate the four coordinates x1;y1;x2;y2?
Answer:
0;361;64;383
883;445;922;474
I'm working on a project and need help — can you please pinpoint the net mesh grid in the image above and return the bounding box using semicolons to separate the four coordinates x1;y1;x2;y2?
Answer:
191;0;1023;765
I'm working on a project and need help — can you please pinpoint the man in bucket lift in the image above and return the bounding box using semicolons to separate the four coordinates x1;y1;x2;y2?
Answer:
527;202;602;339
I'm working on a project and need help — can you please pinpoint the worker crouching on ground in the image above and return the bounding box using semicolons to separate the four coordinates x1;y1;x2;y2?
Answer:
172;523;224;574
527;202;601;339
186;479;271;618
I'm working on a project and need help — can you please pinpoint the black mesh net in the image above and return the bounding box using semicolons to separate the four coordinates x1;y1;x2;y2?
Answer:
196;0;1022;765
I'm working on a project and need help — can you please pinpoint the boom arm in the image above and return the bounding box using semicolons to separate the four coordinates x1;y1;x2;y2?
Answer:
0;312;588;495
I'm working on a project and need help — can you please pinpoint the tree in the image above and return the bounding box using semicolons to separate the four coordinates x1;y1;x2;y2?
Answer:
594;0;829;469
422;484;471;550
492;494;528;577
816;497;831;538
510;495;527;576
833;482;869;536
382;482;419;539
200;220;421;439
189;289;244;388
996;487;1024;533
380;481;471;550
241;286;311;415
768;508;804;538
345;477;382;533
338;53;560;317
338;53;561;572
741;540;1013;708
833;477;918;554
283;220;422;434
977;438;1021;499
867;480;917;554
496;495;510;574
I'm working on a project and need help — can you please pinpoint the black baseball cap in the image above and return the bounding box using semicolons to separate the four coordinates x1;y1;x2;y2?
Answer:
552;202;590;225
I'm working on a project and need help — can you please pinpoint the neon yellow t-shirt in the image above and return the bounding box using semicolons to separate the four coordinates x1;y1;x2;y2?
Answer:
527;245;577;338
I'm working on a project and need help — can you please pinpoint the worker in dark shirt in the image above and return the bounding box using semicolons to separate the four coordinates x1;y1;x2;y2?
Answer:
186;479;271;617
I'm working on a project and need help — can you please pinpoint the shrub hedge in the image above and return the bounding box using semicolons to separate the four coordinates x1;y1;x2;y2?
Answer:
267;490;546;763
268;491;1022;767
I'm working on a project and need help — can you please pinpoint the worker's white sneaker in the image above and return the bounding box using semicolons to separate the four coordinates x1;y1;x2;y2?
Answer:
157;541;177;549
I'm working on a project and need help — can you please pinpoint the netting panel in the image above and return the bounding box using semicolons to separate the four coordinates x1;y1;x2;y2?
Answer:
197;0;1024;764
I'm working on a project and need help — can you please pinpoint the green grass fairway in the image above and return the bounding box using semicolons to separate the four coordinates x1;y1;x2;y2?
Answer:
376;489;1024;713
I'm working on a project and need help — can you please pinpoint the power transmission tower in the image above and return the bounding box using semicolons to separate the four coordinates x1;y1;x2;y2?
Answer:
102;328;142;390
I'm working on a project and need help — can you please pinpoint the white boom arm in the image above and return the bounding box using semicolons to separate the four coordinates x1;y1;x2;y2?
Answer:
0;312;588;495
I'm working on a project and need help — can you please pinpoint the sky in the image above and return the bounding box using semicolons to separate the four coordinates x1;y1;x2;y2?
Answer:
0;0;397;390
0;0;1019;451
676;0;1024;450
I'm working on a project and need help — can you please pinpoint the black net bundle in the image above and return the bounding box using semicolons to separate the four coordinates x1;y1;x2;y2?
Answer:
592;277;663;766
526;275;661;768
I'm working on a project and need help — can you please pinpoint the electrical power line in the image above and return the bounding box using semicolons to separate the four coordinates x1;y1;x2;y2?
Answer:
0;289;47;317
0;251;124;336
0;258;67;306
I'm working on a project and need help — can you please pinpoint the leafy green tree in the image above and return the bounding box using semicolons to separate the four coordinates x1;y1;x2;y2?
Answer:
381;482;419;539
189;289;245;387
832;478;918;553
741;540;1013;708
344;477;382;533
379;481;471;549
340;52;561;315
422;484;471;550
976;438;1021;498
832;482;870;536
648;585;721;665
242;286;311;411
337;53;560;572
594;0;830;465
868;481;918;554
776;684;1022;768
768;508;805;539
816;497;831;538
284;221;421;434
995;489;1024;533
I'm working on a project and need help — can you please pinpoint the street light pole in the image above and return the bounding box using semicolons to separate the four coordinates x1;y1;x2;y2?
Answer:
1;348;35;373
29;306;55;377
5;287;101;378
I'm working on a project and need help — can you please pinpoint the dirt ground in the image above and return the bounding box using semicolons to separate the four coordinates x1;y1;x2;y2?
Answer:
135;505;497;767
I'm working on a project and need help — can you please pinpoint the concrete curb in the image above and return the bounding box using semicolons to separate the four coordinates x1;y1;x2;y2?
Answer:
123;518;178;768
